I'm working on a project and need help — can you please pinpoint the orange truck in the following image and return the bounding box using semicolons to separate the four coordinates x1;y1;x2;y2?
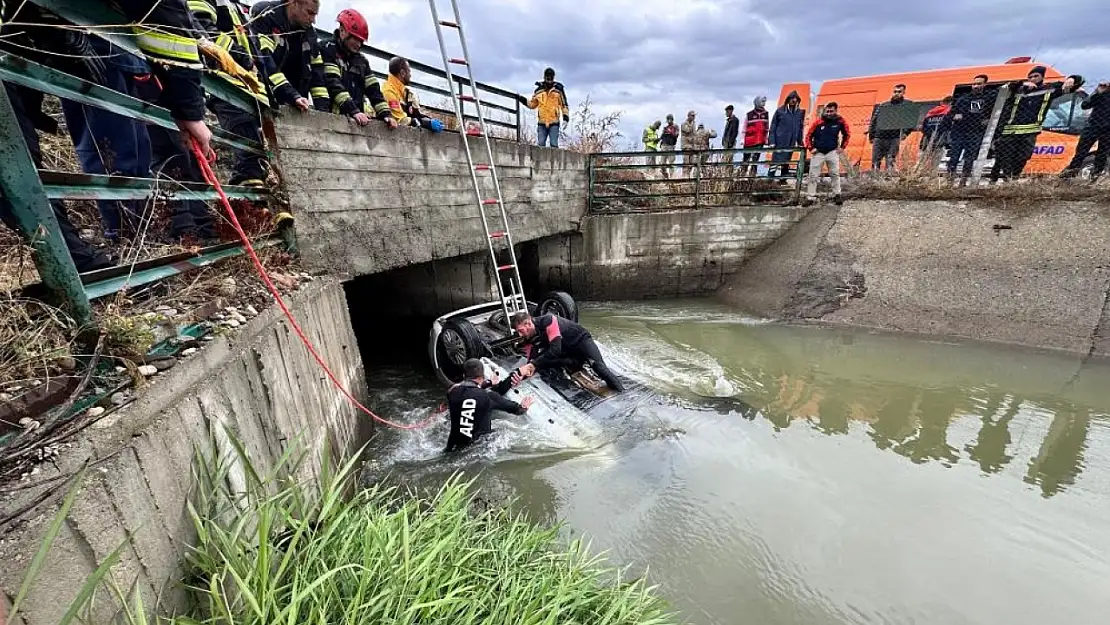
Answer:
777;58;1093;174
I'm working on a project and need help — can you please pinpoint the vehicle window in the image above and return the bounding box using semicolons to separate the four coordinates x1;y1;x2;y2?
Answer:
1069;97;1091;134
1044;93;1085;135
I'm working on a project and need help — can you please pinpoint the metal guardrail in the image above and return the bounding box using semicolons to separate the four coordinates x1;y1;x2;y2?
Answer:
587;147;808;213
0;0;276;330
1;1;528;332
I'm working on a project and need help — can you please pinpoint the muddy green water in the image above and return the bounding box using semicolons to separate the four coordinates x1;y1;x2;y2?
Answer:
366;301;1110;625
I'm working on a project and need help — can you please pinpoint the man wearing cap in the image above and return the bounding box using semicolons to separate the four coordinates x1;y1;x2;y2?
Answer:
722;105;740;165
642;120;661;165
991;66;1078;182
680;110;699;175
521;67;569;148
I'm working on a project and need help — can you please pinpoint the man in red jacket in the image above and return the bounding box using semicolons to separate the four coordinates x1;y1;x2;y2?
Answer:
919;96;953;164
742;96;770;177
804;102;851;206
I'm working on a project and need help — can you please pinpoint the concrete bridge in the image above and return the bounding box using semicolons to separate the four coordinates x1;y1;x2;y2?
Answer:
274;112;589;278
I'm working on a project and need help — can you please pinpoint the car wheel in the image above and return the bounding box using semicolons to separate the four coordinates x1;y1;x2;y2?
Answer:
436;318;484;381
538;290;579;322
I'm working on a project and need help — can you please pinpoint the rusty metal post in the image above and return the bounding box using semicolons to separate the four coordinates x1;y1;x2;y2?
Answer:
0;83;93;327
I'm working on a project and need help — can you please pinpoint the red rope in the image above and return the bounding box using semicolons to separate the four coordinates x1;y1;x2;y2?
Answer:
189;139;441;430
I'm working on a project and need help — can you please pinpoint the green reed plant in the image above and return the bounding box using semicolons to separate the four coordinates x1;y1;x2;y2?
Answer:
180;436;677;625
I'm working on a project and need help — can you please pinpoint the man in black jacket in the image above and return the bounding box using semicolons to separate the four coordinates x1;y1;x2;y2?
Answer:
722;105;740;164
944;74;995;184
512;312;624;392
1062;80;1110;181
867;84;913;171
445;359;533;452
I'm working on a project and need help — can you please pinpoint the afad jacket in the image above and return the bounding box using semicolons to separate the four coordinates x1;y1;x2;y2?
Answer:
527;81;569;126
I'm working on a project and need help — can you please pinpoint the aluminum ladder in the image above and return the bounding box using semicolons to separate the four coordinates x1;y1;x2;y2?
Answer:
428;0;528;324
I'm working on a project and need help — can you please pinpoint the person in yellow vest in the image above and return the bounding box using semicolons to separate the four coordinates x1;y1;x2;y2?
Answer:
382;57;444;132
642;120;661;165
520;67;569;148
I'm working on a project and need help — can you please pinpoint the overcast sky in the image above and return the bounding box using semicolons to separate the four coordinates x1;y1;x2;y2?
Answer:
321;0;1108;146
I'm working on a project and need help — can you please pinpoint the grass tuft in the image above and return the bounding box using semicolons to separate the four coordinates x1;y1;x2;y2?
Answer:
179;440;678;625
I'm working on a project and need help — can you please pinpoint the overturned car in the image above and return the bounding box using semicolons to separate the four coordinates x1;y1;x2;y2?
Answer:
427;291;643;419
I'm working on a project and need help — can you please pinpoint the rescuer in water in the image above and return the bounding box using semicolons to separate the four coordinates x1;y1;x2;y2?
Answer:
445;359;533;453
511;312;625;393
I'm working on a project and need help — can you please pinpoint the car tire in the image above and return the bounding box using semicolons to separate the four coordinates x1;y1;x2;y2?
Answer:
538;290;579;322
437;318;484;381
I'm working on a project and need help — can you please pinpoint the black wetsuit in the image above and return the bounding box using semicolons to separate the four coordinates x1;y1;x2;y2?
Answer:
444;378;525;452
523;314;624;392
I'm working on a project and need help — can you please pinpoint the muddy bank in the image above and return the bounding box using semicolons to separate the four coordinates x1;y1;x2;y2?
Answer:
718;200;1110;357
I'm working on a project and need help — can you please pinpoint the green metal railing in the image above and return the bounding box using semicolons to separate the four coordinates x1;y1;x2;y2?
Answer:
587;147;808;214
0;0;275;330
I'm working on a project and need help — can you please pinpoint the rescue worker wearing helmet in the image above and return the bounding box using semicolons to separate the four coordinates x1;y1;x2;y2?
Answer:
314;9;396;128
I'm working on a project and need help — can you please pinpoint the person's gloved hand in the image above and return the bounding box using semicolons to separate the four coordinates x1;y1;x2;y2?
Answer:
62;31;106;85
198;38;264;96
517;94;530;106
562;113;570;123
424;118;445;133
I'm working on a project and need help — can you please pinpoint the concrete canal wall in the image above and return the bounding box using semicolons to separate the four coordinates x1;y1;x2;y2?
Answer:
0;280;365;625
526;204;811;300
718;200;1110;357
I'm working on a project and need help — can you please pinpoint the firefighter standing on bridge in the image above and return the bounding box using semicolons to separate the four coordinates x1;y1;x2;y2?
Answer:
314;9;396;128
189;0;270;187
249;0;323;114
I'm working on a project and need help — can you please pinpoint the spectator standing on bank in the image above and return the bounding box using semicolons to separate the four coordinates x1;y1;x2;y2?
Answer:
768;90;805;178
642;120;661;165
659;114;680;177
696;123;717;169
867;84;913;171
919;96;953;163
521;67;569;148
990;67;1078;182
722;105;740;164
742;96;770;177
1062;79;1110;181
944;74;994;185
680;110;698;175
803;102;850;207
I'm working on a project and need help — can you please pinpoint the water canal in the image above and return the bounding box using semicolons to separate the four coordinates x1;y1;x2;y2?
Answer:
363;300;1110;625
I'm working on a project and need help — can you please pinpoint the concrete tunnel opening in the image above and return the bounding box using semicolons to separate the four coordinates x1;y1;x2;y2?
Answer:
342;243;548;375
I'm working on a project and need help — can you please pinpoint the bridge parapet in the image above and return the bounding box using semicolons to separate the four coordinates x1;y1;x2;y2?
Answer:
273;112;588;278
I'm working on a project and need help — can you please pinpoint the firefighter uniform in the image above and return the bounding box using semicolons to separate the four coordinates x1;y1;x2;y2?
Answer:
189;0;268;186
991;79;1066;182
249;0;325;108
314;36;392;122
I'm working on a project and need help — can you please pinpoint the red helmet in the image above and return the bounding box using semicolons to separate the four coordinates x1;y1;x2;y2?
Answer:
337;9;369;43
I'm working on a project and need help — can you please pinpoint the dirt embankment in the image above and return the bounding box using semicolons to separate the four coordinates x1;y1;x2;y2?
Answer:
717;200;1110;357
